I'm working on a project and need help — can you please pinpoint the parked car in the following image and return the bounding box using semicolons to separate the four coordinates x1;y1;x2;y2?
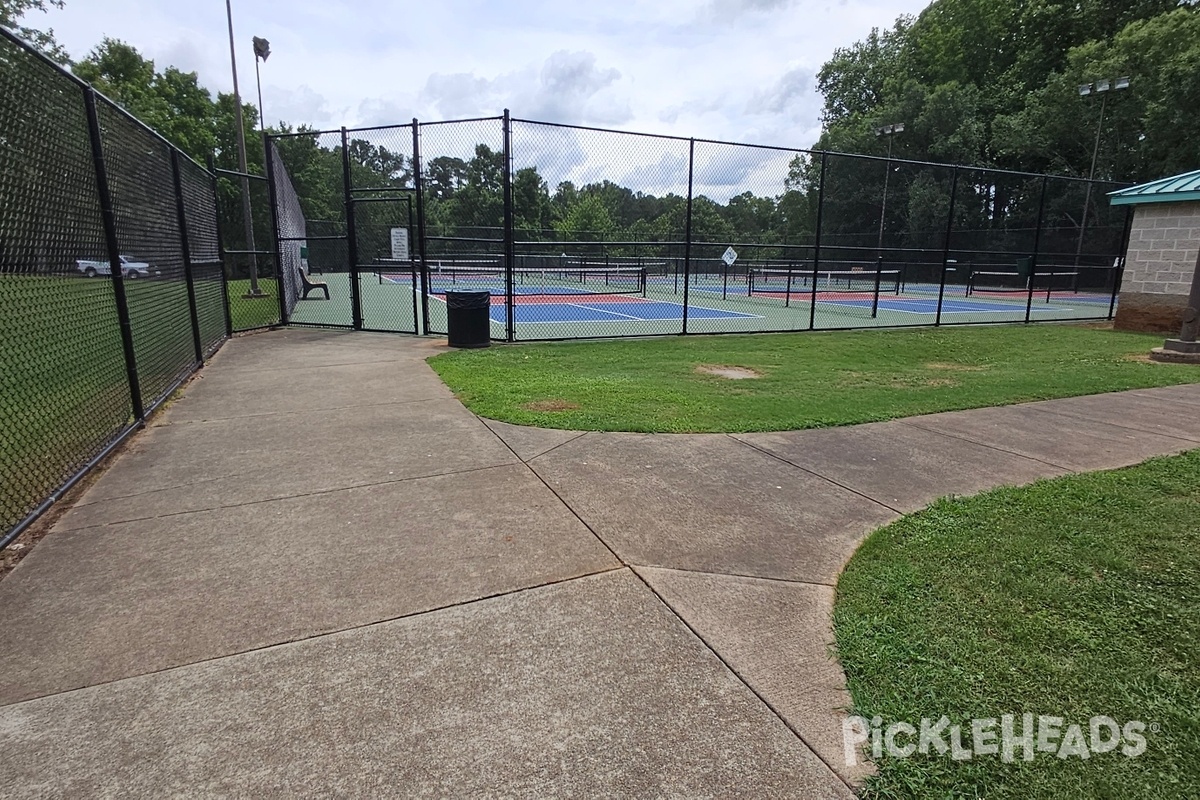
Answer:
76;255;158;279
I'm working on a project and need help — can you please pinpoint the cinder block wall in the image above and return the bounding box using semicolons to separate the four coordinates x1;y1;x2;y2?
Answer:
1115;200;1200;333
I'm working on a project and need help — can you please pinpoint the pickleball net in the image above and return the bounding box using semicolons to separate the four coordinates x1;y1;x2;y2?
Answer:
378;262;648;296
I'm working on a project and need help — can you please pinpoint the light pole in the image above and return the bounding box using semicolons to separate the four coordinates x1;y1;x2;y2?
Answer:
252;36;270;132
1075;76;1129;265
225;0;262;297
875;122;904;259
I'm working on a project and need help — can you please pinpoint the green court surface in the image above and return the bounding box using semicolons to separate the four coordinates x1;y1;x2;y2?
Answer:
278;271;1116;340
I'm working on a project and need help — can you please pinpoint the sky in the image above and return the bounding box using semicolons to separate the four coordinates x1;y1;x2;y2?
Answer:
37;0;932;148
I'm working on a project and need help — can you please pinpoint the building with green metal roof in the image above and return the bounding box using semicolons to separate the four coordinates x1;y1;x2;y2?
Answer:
1108;170;1200;332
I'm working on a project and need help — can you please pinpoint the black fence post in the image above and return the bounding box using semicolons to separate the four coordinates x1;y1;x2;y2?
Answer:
871;255;884;318
84;87;144;421
810;151;829;331
170;149;205;363
407;190;419;332
207;154;234;336
412;118;430;334
342;127;363;330
1109;205;1133;319
263;134;288;326
1025;176;1050;324
502;109;516;342
935;167;959;326
682;138;695;335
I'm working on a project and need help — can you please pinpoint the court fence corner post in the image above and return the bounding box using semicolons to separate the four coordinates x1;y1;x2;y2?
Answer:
412;118;431;335
1109;205;1133;319
502;109;515;342
810;151;829;332
1025;175;1050;324
935;166;959;327
342;126;363;330
682;137;695;336
263;133;288;327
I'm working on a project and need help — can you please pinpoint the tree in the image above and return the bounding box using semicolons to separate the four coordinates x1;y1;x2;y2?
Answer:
1;0;68;63
73;39;220;163
553;195;616;240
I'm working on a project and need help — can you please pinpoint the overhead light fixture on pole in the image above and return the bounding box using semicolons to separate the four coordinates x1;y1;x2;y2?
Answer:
225;0;263;297
1075;76;1130;265
252;36;270;132
875;122;904;258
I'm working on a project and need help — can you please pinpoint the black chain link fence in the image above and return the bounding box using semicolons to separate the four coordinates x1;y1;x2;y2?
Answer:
1;29;228;547
267;114;1132;342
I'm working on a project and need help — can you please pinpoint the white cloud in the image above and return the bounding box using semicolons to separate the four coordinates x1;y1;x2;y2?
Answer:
44;0;931;151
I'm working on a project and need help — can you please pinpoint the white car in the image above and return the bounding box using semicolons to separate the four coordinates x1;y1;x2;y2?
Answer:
76;255;157;279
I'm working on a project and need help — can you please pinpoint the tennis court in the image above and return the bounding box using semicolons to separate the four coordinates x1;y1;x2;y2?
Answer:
284;262;1117;340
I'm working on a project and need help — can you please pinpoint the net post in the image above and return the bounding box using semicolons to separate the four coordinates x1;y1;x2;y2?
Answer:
810;152;828;331
935;167;959;326
341;127;363;330
682;138;694;335
503;110;515;342
1025;176;1049;324
84;86;144;422
208;154;235;337
170;149;205;363
785;264;793;308
412;118;430;334
263;134;288;326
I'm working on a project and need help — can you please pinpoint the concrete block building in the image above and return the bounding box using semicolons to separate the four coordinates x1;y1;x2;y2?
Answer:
1109;170;1200;332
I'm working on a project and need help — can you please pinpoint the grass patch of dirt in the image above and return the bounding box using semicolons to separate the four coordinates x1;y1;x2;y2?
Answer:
694;364;763;380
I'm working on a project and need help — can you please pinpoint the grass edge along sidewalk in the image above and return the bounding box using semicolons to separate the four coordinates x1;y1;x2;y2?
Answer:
834;450;1200;798
429;325;1200;434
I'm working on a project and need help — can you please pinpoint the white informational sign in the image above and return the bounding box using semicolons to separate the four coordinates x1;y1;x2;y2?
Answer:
390;228;410;261
722;246;738;266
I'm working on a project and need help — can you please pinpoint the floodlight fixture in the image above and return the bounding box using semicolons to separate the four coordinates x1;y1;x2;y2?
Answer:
253;36;271;61
1078;83;1092;96
1114;76;1130;90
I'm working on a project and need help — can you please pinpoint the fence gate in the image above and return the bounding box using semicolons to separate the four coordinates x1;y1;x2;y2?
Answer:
354;192;420;333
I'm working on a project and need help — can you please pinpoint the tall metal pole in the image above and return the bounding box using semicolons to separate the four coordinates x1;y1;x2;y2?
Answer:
225;0;261;296
254;55;265;132
877;134;894;259
1075;92;1107;267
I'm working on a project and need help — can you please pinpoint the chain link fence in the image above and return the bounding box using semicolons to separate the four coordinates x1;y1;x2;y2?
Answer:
1;29;228;546
267;114;1132;342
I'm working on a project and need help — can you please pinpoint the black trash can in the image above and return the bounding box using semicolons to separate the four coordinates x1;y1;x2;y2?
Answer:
445;291;491;348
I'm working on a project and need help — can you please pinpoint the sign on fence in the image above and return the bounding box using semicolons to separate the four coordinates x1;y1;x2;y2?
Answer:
391;228;410;261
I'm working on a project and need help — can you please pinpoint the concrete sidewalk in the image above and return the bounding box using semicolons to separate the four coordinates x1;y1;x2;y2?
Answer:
1;329;1197;797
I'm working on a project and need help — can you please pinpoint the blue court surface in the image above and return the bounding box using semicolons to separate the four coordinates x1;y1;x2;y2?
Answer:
493;299;758;324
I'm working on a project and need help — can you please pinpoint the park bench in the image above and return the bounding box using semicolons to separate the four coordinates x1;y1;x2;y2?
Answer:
300;268;329;300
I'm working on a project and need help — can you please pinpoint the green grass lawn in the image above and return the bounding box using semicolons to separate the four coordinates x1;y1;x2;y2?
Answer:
428;324;1199;433
1;275;223;533
226;278;282;331
835;451;1200;798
